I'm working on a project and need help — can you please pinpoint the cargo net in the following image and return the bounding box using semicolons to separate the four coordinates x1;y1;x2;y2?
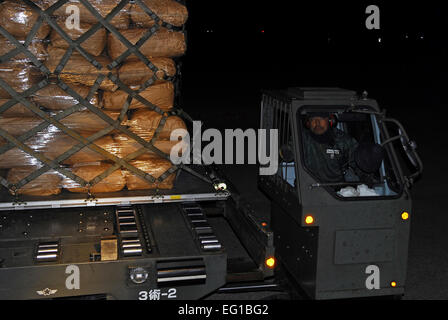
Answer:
0;0;206;199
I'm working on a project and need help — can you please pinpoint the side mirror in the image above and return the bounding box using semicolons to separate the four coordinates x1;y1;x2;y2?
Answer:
380;117;423;185
354;143;385;174
279;144;295;163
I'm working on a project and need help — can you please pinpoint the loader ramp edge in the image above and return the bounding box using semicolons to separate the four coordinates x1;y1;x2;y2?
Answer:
0;203;227;300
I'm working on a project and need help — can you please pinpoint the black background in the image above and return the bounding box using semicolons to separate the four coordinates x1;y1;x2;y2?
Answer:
181;1;446;129
178;1;448;300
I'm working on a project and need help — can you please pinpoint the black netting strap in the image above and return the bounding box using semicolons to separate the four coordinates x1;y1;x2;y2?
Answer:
52;46;75;76
172;108;194;123
59;78;173;162
0;127;88;189
108;24;160;70
0;79;122;186
0;99;87;158
108;73;163;114
55;80;174;186
151;113;168;143
0;75;103;158
71;0;171;86
137;74;158;94
22;126;117;192
22;0;103;70
133;0;183;32
0;177;12;193
0;27;49;74
0;80;46;115
76;0;154;71
118;95;133;122
0;0;214;194
157;166;179;183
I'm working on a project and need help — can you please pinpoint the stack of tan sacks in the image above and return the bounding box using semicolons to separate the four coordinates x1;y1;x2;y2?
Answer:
0;0;188;196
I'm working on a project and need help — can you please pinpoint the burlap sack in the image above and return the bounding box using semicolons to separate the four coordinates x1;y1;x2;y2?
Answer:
42;0;131;29
108;27;186;61
31;83;100;111
125;157;176;190
119;58;176;86
63;162;126;193
7;166;62;196
102;82;174;111
45;46;118;91
50;19;107;57
0;35;48;62
124;109;187;141
0;61;44;99
0;1;51;40
130;0;188;28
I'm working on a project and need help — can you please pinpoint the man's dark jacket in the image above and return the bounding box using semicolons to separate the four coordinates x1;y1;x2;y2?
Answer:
302;128;359;182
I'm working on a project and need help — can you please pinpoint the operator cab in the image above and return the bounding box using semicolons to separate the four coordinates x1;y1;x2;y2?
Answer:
296;108;401;198
259;87;423;299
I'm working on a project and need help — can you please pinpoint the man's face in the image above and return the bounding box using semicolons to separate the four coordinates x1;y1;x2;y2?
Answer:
308;117;329;135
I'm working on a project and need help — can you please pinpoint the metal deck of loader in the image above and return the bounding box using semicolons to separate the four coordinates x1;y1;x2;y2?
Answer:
0;170;228;211
0;169;275;300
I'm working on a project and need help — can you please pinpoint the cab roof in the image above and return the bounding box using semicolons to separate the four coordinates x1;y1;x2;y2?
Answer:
263;87;358;101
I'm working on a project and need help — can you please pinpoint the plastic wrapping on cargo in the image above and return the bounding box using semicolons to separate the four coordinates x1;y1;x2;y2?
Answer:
0;0;190;197
6;166;62;196
63;162;126;193
108;28;186;61
112;133;185;160
102;82;174;111
0;100;37;118
0;35;48;63
0;1;51;40
50;19;107;57
130;0;188;28
0;132;117;168
45;46;118;91
124;109;187;140
59;109;127;133
43;0;131;30
0;61;44;99
31;84;101;111
119;58;176;86
0;109;125;136
0;108;183;168
125;157;176;190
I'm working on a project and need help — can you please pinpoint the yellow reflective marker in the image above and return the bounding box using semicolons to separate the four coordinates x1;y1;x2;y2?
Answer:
305;215;314;225
265;257;276;269
401;212;409;220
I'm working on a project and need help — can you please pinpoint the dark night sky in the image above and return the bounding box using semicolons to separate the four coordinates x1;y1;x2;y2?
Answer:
184;1;447;62
180;1;447;126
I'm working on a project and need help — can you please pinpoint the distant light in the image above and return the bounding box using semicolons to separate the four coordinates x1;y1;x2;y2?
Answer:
261;29;265;33
378;37;382;43
391;281;397;288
